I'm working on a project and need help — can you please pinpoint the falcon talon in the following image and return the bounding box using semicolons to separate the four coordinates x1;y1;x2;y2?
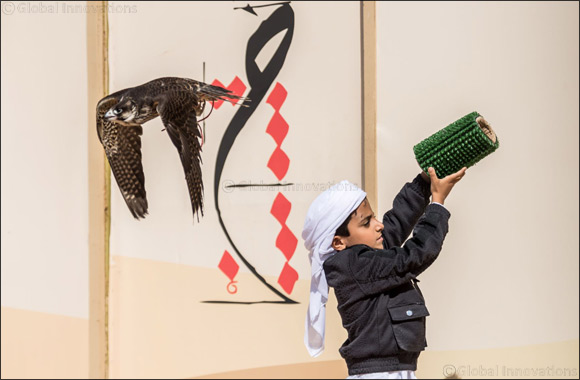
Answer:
96;77;249;222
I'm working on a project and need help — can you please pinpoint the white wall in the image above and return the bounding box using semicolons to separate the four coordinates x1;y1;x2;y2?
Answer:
377;1;579;350
1;1;89;320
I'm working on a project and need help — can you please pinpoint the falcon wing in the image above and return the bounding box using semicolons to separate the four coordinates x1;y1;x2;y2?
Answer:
157;94;204;222
96;97;148;219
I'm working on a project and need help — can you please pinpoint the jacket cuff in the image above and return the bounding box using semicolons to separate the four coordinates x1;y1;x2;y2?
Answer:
410;174;431;200
426;202;451;219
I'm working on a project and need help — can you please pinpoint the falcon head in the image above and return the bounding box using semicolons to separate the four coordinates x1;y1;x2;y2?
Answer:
104;98;137;124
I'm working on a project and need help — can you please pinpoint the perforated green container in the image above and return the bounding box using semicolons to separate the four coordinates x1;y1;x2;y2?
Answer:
413;111;499;178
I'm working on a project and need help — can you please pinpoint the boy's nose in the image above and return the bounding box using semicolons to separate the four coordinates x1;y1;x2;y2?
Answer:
375;219;384;231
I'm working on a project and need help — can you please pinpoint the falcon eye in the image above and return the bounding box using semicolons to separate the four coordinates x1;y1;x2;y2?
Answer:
113;108;123;115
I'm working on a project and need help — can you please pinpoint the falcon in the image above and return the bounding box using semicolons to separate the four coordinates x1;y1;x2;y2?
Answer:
96;77;245;221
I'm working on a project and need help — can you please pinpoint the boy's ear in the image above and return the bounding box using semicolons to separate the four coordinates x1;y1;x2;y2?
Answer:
332;235;347;251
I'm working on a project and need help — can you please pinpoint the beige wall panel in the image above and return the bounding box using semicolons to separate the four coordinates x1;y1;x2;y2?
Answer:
1;307;88;379
376;0;579;355
107;1;361;378
109;256;348;378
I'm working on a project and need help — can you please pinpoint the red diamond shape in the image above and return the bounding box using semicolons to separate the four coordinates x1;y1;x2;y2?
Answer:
266;111;289;146
278;262;299;294
267;147;290;180
276;225;298;261
218;250;239;281
266;82;287;111
270;192;291;225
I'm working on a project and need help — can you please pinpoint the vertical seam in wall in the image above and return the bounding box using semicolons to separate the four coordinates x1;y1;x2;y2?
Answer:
360;2;365;191
102;1;110;377
87;1;110;377
361;1;377;211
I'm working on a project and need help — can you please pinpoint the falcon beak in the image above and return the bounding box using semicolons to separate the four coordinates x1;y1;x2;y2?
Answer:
104;109;117;120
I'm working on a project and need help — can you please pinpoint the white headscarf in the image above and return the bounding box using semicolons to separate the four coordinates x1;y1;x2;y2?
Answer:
302;180;366;357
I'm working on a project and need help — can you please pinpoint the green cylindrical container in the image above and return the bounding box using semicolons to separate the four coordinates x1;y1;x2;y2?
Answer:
413;111;499;178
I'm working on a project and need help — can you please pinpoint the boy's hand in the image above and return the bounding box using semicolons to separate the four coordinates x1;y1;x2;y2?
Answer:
428;167;467;205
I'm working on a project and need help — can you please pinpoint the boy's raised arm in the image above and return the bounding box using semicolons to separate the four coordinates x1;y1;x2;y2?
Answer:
381;174;431;248
353;203;451;295
382;167;467;248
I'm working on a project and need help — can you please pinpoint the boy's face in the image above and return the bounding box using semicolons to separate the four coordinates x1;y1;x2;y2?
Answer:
332;198;385;251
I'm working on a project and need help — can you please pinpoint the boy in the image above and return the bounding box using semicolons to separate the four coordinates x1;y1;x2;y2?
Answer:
303;167;466;379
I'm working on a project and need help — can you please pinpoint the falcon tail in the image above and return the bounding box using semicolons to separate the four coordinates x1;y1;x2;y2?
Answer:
198;83;249;106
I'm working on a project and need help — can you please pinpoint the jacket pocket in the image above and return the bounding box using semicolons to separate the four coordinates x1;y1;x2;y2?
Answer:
387;303;429;352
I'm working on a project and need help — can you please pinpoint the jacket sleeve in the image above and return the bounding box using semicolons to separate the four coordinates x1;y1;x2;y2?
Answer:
382;174;432;249
383;174;431;248
352;203;450;296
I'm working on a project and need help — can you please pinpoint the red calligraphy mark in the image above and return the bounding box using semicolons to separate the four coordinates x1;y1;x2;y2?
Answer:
218;250;239;294
266;112;289;147
270;192;291;225
266;83;298;294
278;262;299;295
267;147;290;181
266;82;288;110
276;225;298;262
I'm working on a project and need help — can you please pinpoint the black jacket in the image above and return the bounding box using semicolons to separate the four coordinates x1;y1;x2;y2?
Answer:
323;175;451;375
